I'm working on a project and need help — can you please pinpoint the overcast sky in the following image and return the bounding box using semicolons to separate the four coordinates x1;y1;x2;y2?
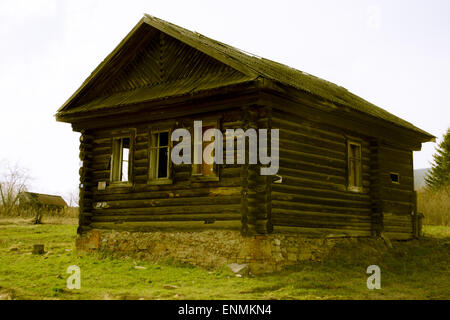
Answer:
0;0;449;199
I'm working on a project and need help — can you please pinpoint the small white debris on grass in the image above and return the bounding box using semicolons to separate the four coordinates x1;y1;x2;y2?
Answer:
134;265;147;270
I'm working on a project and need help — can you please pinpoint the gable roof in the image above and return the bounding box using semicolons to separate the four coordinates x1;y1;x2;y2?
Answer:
20;192;67;207
57;14;434;140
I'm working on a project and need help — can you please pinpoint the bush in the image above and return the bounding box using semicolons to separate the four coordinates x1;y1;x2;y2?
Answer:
417;184;450;226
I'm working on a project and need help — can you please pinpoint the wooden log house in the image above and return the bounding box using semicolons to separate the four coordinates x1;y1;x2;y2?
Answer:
56;15;434;240
19;192;67;211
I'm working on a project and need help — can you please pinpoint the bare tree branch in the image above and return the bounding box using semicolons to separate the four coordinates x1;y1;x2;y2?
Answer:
0;160;30;216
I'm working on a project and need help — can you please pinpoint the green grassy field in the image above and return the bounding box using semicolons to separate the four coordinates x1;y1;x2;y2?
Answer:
0;221;448;300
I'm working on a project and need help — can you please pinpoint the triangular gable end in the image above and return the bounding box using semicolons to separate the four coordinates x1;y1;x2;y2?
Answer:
58;18;256;116
98;30;252;99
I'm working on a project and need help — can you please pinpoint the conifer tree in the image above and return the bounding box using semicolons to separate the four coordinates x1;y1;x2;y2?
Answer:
425;128;450;190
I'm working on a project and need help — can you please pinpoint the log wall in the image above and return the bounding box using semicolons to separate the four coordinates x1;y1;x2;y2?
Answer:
270;110;374;237
377;144;415;239
76;103;416;239
77;109;246;233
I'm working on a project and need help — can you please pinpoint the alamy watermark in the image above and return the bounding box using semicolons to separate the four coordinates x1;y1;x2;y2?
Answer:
66;265;81;290
366;265;381;290
171;121;279;175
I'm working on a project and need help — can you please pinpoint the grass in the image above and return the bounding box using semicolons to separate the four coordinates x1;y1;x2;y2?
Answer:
0;220;448;300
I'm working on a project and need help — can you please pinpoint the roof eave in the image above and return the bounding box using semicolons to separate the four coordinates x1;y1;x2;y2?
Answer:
260;79;435;144
55;79;261;124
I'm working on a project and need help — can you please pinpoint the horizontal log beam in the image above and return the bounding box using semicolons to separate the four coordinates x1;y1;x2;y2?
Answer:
89;220;242;232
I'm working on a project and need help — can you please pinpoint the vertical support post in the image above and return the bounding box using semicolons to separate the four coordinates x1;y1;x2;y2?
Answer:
410;152;422;239
412;189;424;238
265;106;273;234
417;212;424;238
369;139;384;236
240;106;269;235
78;130;93;235
240;107;250;236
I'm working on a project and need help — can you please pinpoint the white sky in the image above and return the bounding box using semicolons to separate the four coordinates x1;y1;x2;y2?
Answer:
0;0;449;200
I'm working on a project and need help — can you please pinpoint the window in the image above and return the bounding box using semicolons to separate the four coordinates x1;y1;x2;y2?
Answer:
111;137;131;183
390;172;400;184
192;125;215;177
149;130;172;184
347;141;362;191
191;120;220;181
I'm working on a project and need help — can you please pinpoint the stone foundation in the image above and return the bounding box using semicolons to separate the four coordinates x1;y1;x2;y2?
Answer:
76;229;351;273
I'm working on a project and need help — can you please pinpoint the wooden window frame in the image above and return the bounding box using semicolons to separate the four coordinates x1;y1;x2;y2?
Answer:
148;127;173;185
109;130;135;188
190;118;220;182
347;140;363;192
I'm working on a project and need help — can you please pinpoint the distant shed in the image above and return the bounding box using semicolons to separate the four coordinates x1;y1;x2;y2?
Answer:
19;192;67;210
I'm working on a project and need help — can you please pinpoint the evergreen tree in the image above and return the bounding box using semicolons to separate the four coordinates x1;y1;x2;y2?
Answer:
425;128;450;190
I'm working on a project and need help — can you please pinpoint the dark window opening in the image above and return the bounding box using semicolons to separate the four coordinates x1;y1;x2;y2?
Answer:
150;131;170;181
348;142;362;190
158;144;168;178
390;173;400;184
